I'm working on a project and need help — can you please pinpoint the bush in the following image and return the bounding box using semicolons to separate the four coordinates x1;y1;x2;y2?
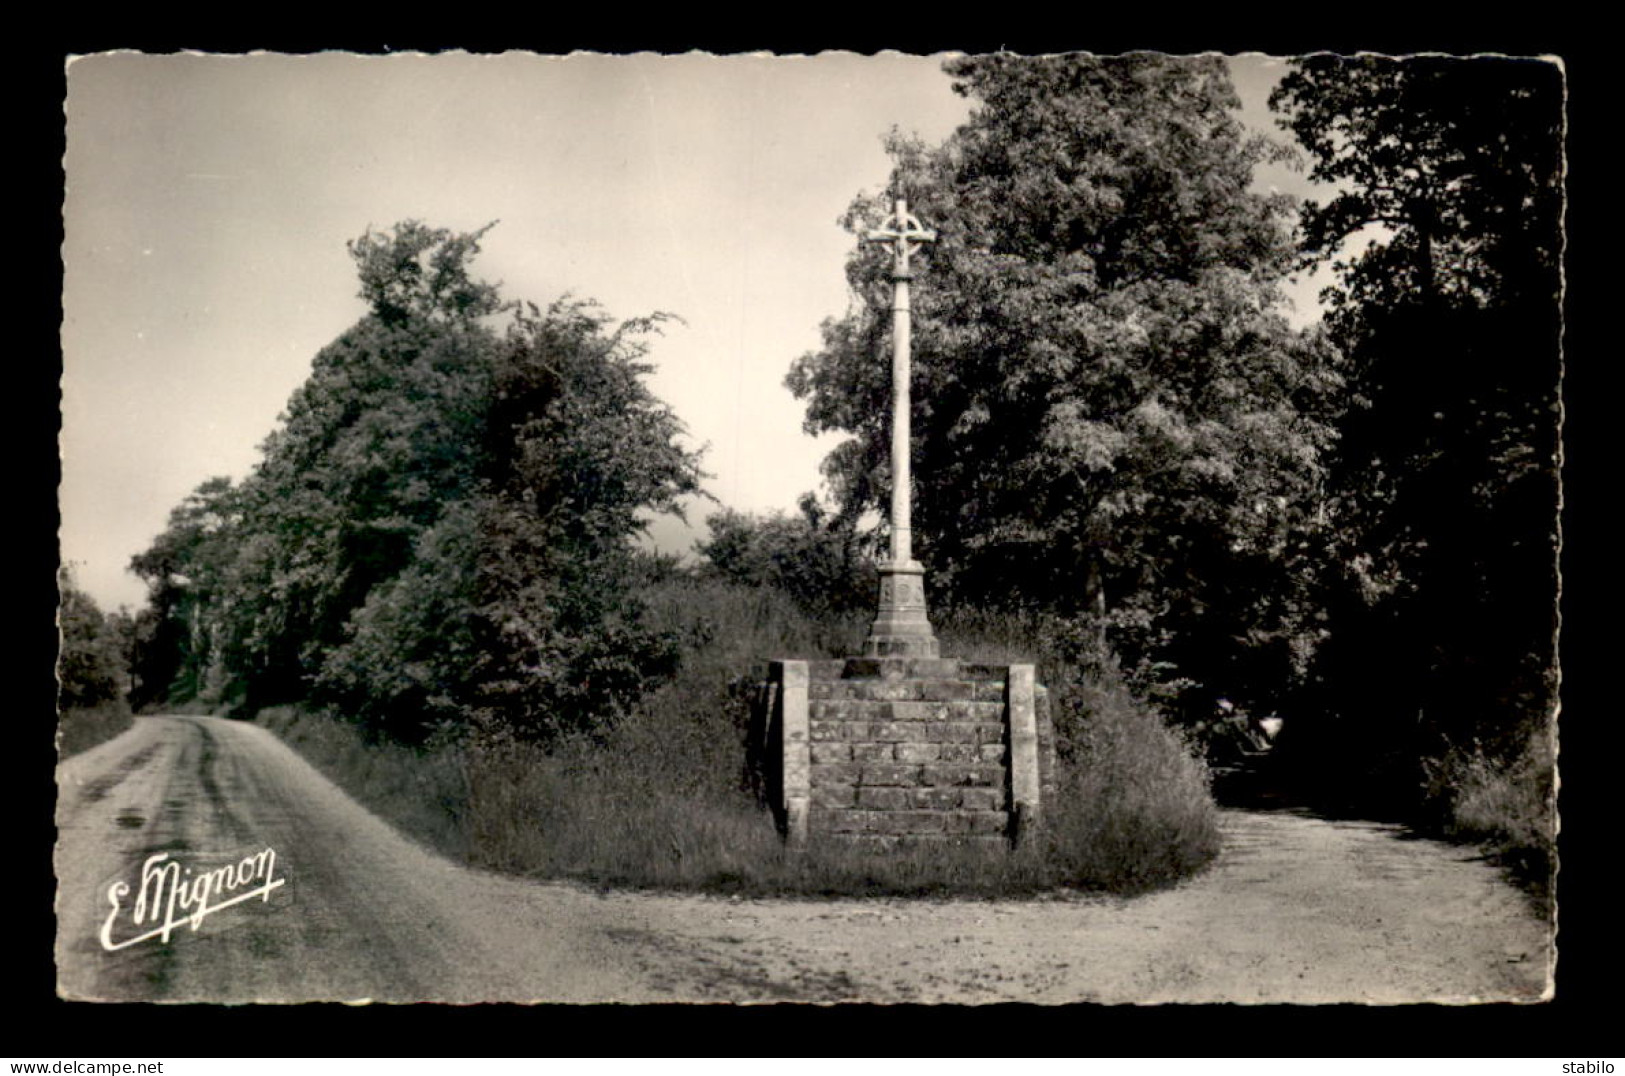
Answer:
696;499;876;618
58;570;130;710
57;570;137;758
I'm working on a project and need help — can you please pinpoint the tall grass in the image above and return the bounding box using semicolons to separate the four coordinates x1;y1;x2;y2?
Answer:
258;704;472;860
260;576;1221;897
1424;726;1556;906
1040;673;1222;890
57;700;135;759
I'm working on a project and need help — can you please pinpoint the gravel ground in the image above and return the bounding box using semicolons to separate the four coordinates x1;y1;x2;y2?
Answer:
56;715;1553;1004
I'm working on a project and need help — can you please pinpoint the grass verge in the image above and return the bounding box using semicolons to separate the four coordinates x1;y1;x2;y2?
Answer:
1428;728;1556;909
258;704;472;860
57;700;135;759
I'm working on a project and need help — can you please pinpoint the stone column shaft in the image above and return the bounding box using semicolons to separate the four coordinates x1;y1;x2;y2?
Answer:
890;271;912;568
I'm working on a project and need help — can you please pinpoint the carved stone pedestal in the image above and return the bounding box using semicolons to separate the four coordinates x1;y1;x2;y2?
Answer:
864;561;938;659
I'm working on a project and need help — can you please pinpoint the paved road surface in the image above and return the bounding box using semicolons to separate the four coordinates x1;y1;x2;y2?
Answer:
56;715;1552;1004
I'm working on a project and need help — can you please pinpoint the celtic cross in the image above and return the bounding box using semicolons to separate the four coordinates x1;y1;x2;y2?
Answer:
865;197;937;277
860;198;939;659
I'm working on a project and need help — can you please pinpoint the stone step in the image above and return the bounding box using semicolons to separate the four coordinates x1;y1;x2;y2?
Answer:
809;718;1007;744
811;741;1009;765
838;656;964;680
808;807;1011;836
819;832;1011;851
825;785;1008;811
809;696;1007;718
827;680;1011;702
811;761;1007;789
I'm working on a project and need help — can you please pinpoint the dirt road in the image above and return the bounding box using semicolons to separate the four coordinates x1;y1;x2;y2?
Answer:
56;715;1552;1004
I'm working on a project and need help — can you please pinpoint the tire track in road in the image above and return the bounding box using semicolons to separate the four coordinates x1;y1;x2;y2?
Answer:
74;742;160;805
58;719;187;1001
56;716;672;1002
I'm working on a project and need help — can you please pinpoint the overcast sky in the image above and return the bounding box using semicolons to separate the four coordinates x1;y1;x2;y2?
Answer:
61;51;1324;613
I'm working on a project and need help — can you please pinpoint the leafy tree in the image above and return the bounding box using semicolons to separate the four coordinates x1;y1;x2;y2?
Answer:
349;220;504;327
128;475;240;707
1270;57;1563;806
57;568;128;709
788;54;1339;710
221;223;502;710
131;221;705;743
445;299;704;742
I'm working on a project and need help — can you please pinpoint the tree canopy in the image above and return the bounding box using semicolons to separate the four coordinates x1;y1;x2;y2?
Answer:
788;54;1340;709
132;222;704;743
697;494;875;619
58;567;130;710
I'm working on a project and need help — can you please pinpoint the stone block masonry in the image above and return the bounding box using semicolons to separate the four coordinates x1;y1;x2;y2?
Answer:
759;657;1054;847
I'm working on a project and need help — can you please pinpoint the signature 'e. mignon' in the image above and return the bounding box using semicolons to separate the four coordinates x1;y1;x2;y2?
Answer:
100;847;285;951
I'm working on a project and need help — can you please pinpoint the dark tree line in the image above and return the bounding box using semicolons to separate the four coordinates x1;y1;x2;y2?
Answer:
1270;56;1562;810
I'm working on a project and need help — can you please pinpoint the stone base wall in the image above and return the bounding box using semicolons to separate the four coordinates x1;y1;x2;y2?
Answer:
754;657;1053;847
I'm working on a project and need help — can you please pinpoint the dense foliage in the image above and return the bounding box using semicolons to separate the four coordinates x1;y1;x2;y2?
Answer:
131;222;704;743
57;569;136;756
1270;57;1562;821
57;567;131;710
787;54;1340;715
696;495;875;618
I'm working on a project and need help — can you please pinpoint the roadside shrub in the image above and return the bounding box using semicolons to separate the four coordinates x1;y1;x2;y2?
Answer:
58;569;130;711
57;570;138;758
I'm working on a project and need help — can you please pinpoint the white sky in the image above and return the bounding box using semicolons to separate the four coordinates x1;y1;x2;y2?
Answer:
61;51;1326;613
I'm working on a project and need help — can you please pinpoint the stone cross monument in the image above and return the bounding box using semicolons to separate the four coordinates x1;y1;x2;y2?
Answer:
862;198;939;659
752;198;1055;850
